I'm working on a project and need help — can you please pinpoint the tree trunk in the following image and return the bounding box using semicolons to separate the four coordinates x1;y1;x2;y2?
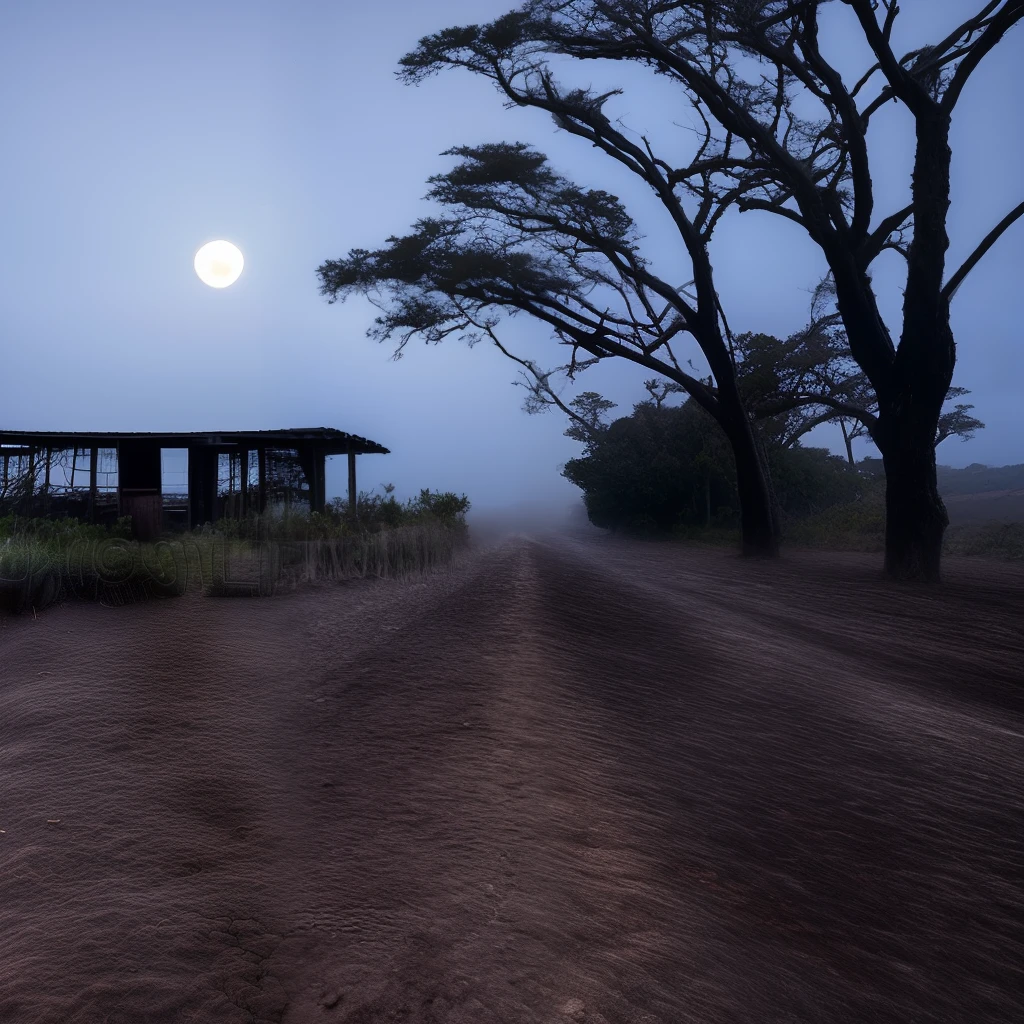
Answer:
719;397;779;558
704;472;711;528
750;419;783;543
878;413;949;582
840;420;854;466
876;110;954;583
684;357;779;557
733;443;778;556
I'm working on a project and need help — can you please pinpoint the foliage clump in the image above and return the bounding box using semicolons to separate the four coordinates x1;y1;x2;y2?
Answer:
564;397;864;536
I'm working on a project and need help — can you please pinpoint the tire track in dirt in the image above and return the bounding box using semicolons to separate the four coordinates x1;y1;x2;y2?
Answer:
523;536;1024;1022
1;536;1022;1022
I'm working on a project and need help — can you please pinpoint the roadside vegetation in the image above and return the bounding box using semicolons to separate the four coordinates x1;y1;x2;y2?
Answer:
0;487;471;615
318;0;1023;581
561;396;1023;561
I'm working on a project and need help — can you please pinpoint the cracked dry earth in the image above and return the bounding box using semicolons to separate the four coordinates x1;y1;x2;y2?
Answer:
1;532;1023;1023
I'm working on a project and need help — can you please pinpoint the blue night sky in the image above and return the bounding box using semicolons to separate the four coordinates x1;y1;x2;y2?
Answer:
1;1;1021;512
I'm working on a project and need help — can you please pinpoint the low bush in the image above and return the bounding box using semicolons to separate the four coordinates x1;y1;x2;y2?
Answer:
781;483;887;551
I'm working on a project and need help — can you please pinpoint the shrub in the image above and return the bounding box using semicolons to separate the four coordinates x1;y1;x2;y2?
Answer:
565;398;864;534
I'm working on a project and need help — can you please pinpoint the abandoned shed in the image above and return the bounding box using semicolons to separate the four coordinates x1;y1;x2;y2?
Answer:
0;427;390;540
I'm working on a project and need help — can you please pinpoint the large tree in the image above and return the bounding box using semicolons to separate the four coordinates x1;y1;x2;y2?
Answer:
317;34;818;557
402;0;1020;580
318;145;786;553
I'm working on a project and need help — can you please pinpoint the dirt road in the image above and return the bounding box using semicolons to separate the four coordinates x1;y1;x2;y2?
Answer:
2;534;1023;1022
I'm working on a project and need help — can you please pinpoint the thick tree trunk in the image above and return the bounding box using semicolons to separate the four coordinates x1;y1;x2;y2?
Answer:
733;441;778;557
751;419;783;543
681;341;779;556
718;392;779;558
876;111;954;582
828;109;955;583
878;412;949;582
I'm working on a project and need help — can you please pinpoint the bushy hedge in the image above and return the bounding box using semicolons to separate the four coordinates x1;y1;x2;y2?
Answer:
564;398;865;535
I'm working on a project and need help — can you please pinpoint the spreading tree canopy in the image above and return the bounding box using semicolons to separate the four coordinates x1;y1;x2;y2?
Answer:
321;0;1022;578
318;139;783;553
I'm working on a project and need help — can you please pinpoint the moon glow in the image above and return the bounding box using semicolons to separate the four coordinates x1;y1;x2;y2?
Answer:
194;240;244;288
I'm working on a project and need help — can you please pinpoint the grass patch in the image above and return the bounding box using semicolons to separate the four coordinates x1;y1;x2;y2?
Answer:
781;496;886;552
667;491;1024;562
943;521;1024;560
0;493;471;615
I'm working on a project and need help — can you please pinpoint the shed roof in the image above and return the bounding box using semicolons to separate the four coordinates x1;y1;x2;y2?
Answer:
0;427;389;456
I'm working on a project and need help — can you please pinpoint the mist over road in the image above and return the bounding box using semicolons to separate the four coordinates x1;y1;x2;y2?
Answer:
2;534;1022;1022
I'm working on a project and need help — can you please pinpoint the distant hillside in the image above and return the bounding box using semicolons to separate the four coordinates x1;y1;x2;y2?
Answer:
936;464;1024;525
937;463;1024;496
855;459;1024;525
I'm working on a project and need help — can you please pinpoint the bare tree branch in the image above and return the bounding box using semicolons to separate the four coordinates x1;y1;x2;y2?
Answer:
941;0;1024;112
942;199;1024;301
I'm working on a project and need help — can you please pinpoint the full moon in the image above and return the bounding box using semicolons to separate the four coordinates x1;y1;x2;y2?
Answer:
194;239;244;288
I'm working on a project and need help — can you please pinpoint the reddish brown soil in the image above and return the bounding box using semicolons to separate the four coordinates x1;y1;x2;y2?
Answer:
1;534;1023;1023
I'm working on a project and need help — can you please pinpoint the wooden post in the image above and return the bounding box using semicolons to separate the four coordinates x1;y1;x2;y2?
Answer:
27;448;36;513
316;450;326;514
257;447;267;514
117;440;163;540
42;447;52;514
347;450;357;519
240;449;249;516
187;448;218;529
89;447;98;523
207;452;220;525
302;447;326;514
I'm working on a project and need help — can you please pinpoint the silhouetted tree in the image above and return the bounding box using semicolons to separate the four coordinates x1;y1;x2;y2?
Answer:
563;399;737;531
562;392;619;448
935;388;986;448
319;58;794;554
735;322;986;461
382;0;1021;580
